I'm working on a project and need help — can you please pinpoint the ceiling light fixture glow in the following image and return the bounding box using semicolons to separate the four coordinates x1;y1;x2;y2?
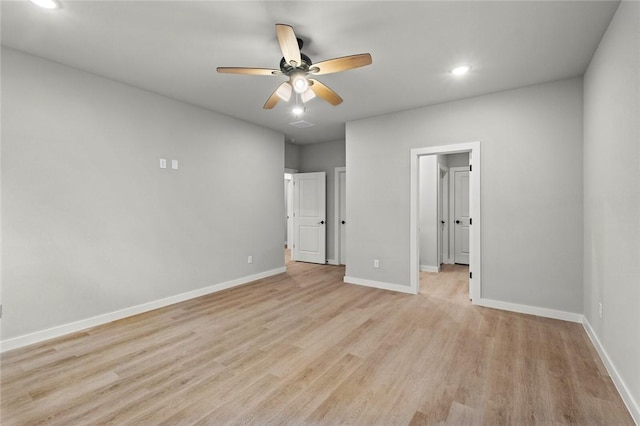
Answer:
292;105;305;117
451;65;471;76
29;0;60;9
291;73;309;94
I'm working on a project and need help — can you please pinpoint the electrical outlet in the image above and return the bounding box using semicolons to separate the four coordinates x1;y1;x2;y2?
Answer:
373;259;379;268
159;158;167;169
248;256;253;264
598;302;603;318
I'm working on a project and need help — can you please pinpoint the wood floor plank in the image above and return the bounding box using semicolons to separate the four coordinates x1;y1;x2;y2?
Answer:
1;260;634;425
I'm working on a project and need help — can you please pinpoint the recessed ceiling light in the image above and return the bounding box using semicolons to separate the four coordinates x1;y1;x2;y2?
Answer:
451;65;471;76
29;0;60;9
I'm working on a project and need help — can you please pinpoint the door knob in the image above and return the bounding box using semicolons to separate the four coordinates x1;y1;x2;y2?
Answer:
341;220;346;224
456;220;461;224
441;220;445;224
318;220;325;225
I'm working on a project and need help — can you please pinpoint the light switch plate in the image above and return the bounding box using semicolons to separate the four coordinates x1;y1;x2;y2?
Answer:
160;158;167;169
171;159;179;170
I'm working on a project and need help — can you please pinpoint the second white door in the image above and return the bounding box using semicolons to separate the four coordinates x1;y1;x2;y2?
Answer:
453;169;470;265
293;172;326;264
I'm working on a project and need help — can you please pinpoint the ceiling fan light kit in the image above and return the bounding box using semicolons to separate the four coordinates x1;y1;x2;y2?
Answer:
291;73;309;94
217;23;372;111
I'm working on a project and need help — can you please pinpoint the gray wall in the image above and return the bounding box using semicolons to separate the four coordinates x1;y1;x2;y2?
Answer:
1;48;285;340
346;77;584;313
583;0;640;415
299;139;346;263
284;142;301;171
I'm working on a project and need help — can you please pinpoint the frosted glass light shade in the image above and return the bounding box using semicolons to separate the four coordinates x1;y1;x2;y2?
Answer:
301;88;316;103
276;83;292;101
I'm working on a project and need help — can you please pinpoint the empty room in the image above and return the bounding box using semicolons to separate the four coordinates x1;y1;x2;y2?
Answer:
1;0;639;424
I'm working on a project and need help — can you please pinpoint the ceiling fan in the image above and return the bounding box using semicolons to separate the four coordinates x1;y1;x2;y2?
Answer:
217;24;372;110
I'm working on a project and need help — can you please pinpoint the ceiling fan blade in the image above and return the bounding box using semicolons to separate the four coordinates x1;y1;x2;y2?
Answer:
217;67;281;76
264;82;292;109
309;79;343;106
276;24;302;67
310;53;372;75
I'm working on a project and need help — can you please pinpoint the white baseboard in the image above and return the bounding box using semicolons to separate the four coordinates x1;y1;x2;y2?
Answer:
583;319;640;425
420;265;439;273
0;267;287;353
343;276;415;294
327;258;339;266
473;298;584;323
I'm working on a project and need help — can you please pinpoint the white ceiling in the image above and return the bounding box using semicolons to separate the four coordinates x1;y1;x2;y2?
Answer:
1;0;619;145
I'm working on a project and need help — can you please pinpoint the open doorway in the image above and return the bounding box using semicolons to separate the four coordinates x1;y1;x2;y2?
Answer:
418;154;471;299
410;142;481;300
418;154;470;271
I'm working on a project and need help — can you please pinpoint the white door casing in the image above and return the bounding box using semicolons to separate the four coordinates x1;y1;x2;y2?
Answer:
410;141;481;301
453;168;470;265
293;172;326;264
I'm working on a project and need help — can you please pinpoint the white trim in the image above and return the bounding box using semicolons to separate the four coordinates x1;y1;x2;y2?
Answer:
334;167;346;266
0;267;286;353
583;319;640;424
473;298;583;323
410;141;481;300
344;276;415;294
326;258;339;266
420;265;440;273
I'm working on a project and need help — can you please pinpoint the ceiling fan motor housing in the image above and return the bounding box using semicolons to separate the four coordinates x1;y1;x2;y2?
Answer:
280;53;312;75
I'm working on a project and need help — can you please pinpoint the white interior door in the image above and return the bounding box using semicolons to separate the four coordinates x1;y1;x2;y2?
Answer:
454;169;470;265
338;169;347;265
293;172;326;264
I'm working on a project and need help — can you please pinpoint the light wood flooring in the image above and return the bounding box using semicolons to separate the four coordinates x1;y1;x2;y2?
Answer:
1;258;633;425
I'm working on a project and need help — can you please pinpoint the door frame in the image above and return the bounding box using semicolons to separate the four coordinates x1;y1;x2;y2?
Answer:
334;167;346;266
449;166;470;264
410;141;481;300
